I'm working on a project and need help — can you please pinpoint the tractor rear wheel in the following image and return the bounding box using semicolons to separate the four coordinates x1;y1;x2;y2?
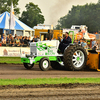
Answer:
63;45;87;71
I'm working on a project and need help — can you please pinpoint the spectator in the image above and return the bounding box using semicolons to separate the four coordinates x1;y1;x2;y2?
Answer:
14;34;17;39
92;41;98;50
81;39;88;49
27;36;31;45
78;39;82;45
10;37;14;47
22;37;24;41
0;35;1;41
6;35;10;46
37;35;40;41
27;36;30;42
34;35;37;42
9;34;12;44
2;36;6;46
92;39;96;48
2;34;5;40
14;36;17;43
45;38;48;40
15;36;20;47
31;38;34;42
20;36;24;46
23;36;28;47
74;39;78;44
9;34;12;40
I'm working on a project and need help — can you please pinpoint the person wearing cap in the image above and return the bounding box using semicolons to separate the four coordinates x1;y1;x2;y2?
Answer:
58;32;71;53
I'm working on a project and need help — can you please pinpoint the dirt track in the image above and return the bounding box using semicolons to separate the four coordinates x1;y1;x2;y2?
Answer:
0;64;100;79
0;83;100;100
0;64;100;100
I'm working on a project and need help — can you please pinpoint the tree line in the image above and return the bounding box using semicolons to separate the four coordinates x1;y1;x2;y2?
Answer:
56;0;100;33
0;0;45;28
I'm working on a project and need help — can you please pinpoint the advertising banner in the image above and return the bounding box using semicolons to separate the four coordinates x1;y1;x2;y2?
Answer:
0;47;20;57
0;47;30;57
20;47;30;57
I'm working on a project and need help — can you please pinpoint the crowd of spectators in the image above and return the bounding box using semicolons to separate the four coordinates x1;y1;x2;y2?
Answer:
1;33;99;50
1;34;40;47
74;38;99;50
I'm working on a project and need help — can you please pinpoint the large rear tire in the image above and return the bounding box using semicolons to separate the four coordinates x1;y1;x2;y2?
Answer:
63;45;87;71
23;63;34;70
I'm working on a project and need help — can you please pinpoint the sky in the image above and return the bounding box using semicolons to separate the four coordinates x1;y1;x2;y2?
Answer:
18;0;98;26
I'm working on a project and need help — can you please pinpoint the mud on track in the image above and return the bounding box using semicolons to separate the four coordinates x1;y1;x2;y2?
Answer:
0;64;100;79
0;83;100;100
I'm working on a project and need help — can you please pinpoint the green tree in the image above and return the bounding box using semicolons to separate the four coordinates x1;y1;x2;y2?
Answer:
56;3;100;33
98;0;100;4
19;2;45;28
0;0;20;15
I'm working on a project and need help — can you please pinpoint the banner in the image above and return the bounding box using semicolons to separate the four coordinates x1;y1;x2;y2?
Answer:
0;47;30;57
20;47;30;57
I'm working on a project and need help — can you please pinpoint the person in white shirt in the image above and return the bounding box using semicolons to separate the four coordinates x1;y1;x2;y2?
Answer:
2;36;6;46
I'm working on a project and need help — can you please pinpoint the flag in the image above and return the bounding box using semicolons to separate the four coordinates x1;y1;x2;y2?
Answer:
9;2;15;29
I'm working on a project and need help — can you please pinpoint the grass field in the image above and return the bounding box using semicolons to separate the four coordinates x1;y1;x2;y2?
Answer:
0;57;22;64
0;77;100;85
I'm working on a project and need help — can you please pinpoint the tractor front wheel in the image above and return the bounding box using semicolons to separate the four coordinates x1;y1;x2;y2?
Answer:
23;63;34;70
39;57;50;71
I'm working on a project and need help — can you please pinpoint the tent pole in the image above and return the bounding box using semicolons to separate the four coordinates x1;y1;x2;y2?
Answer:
9;18;10;35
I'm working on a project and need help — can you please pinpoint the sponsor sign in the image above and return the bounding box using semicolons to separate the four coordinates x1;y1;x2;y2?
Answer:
21;47;30;57
0;47;30;57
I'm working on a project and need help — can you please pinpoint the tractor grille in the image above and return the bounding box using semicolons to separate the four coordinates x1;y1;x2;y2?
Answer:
30;46;37;54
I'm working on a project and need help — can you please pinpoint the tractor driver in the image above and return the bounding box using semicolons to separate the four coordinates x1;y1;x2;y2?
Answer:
58;32;71;53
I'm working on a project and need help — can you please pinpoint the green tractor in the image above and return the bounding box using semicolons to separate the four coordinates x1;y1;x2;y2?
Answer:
21;31;87;71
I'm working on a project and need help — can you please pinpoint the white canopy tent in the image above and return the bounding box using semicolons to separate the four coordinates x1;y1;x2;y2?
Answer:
0;11;34;36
